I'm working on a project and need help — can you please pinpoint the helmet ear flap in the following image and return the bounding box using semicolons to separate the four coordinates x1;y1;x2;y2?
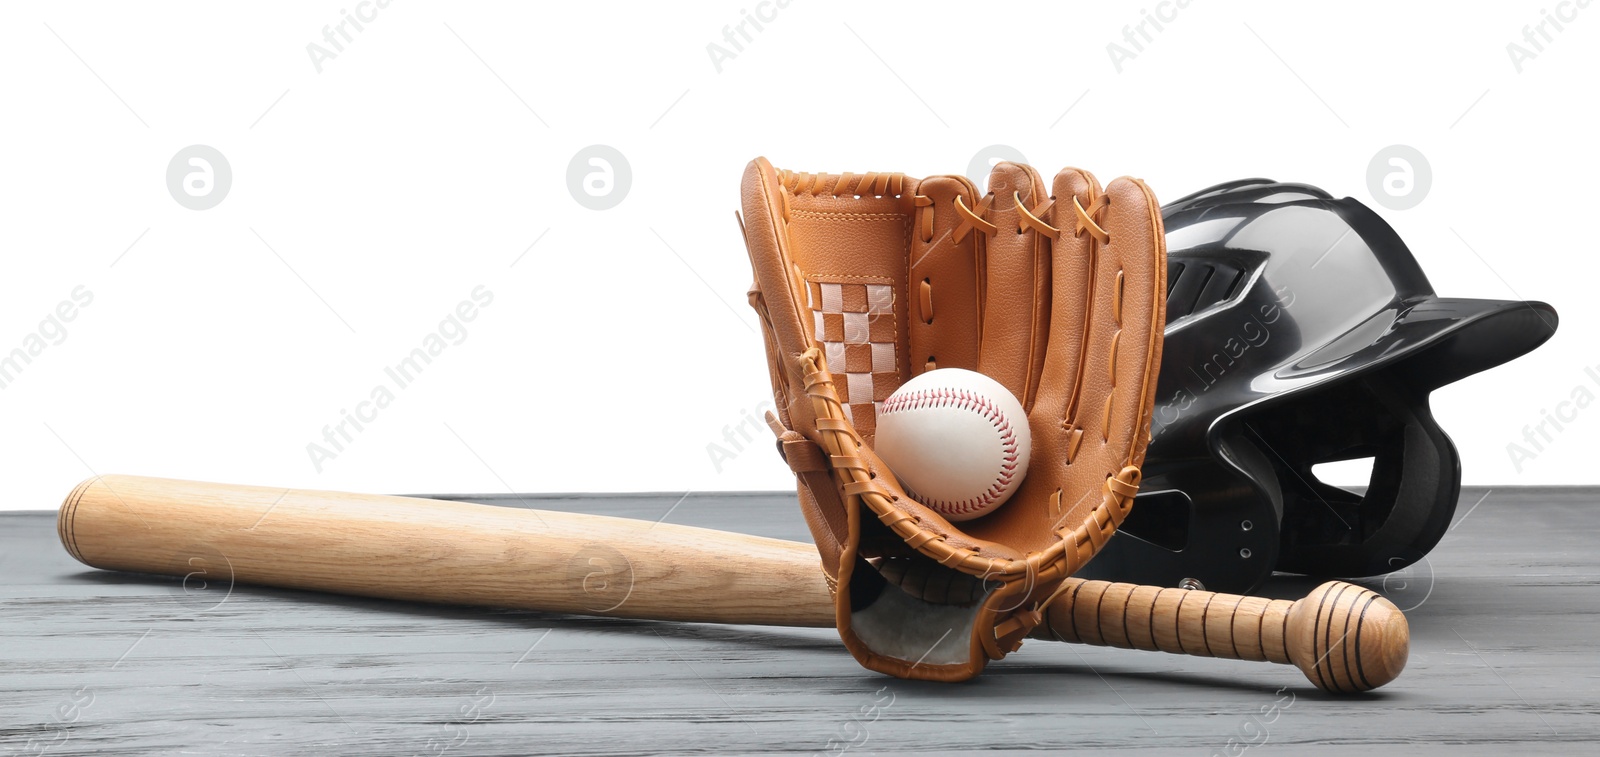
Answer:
1272;373;1461;579
1111;371;1461;593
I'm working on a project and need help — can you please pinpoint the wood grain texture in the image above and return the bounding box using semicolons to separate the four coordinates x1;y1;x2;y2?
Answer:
4;486;1599;755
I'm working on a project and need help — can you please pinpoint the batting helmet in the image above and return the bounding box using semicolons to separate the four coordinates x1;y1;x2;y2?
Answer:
1077;179;1559;593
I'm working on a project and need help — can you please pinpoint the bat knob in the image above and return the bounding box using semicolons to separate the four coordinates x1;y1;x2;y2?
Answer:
1285;581;1409;693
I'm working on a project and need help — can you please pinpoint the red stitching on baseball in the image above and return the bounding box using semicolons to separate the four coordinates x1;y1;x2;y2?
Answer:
879;387;1019;515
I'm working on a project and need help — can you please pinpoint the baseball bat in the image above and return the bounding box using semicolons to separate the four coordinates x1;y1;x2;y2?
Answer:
58;475;1406;692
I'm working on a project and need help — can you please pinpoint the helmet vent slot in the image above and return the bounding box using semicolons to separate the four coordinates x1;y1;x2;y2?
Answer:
1165;259;1251;321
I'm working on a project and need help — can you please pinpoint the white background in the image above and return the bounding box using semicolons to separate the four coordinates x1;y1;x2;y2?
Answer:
1;1;1594;511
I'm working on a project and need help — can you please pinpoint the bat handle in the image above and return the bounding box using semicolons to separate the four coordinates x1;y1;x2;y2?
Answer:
1030;578;1408;693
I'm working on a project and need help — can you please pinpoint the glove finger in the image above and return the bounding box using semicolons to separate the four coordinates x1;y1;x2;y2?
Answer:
907;175;984;377
1016;168;1102;524
975;161;1051;409
1093;177;1166;460
1061;175;1166;496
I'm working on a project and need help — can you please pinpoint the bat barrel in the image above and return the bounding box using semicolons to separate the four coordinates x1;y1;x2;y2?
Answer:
58;475;835;628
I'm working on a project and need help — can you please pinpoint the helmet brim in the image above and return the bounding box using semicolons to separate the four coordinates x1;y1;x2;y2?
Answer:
1271;296;1558;393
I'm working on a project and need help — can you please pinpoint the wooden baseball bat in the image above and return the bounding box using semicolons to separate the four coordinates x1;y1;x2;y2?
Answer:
58;475;1407;692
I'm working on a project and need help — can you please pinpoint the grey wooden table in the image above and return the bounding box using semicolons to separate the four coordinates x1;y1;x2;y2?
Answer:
2;487;1597;755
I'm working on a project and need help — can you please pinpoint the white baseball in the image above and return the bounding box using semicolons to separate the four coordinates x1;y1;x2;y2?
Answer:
873;369;1031;521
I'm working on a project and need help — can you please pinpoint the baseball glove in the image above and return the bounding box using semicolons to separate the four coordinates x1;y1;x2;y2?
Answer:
739;157;1167;681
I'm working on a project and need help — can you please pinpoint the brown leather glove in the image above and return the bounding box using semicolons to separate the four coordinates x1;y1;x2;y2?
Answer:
740;157;1166;681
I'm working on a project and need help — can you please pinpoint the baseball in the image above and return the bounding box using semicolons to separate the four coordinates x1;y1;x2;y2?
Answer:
873;369;1031;521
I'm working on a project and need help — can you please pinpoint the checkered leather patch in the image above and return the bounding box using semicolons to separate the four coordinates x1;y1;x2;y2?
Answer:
806;279;900;439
